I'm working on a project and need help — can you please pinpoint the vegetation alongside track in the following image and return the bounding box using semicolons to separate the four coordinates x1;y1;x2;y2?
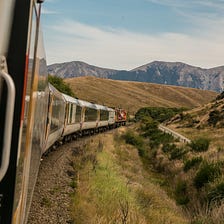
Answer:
29;104;224;224
70;130;188;224
123;107;224;224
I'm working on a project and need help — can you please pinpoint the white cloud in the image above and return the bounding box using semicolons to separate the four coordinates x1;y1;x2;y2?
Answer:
146;0;224;10
44;20;224;69
42;7;58;14
45;0;57;3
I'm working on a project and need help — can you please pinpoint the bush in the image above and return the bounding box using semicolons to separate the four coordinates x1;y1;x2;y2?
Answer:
141;120;159;136
123;130;144;148
207;182;224;204
189;138;210;152
48;75;76;97
183;157;203;172
193;162;221;189
208;110;221;127
123;131;146;157
162;143;177;153
170;147;187;160
135;107;186;123
175;180;190;205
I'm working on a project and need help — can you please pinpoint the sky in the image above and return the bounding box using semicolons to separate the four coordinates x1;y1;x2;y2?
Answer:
42;0;224;70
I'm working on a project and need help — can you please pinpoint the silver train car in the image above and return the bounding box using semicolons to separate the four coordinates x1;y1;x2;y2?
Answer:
0;0;126;223
46;85;118;150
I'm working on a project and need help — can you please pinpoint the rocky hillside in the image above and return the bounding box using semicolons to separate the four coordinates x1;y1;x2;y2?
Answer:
47;61;118;78
167;93;224;129
48;61;224;92
64;76;217;115
114;61;224;92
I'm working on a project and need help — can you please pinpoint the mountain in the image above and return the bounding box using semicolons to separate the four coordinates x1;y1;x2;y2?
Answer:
48;61;224;92
64;76;217;115
47;61;118;78
109;61;224;92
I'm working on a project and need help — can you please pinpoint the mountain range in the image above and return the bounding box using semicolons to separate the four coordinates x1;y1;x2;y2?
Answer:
47;61;224;92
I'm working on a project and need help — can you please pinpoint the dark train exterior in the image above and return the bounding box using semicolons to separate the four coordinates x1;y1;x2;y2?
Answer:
0;1;126;223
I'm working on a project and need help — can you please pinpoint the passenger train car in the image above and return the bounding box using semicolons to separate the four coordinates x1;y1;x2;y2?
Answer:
0;1;126;223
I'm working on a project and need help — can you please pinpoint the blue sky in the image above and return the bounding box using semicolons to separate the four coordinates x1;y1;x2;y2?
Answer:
42;0;224;69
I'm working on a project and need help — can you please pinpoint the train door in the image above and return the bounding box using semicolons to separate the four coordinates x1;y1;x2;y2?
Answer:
0;0;47;224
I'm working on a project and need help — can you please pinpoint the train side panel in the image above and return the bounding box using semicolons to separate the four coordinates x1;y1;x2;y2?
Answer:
45;84;66;151
95;104;109;128
108;108;116;127
78;100;98;133
0;1;48;223
62;93;81;139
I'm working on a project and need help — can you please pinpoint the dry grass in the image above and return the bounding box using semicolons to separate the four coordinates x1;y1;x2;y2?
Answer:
71;128;188;224
64;76;217;115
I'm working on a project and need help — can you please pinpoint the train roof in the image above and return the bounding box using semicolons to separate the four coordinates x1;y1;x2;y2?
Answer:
107;107;115;112
77;99;97;109
94;104;115;112
94;104;108;110
62;93;79;104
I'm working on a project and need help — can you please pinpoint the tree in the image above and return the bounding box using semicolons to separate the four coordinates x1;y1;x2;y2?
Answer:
48;75;76;97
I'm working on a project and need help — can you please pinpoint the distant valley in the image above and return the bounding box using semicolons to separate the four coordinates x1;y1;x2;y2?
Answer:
48;61;224;92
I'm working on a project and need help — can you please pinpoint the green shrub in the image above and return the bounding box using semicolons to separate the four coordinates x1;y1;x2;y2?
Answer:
123;131;148;158
183;157;203;172
154;132;174;145
162;143;177;153
149;138;161;149
175;180;190;205
135;107;186;123
170;147;187;160
208;110;221;127
189;138;210;152
208;182;224;203
48;75;76;97
193;162;221;189
141;120;159;136
123;130;144;148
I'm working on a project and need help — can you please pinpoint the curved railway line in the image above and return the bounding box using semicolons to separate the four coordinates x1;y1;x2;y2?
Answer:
158;124;191;143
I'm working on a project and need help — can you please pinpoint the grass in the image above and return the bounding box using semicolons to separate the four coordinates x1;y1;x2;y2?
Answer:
70;129;188;224
65;76;216;115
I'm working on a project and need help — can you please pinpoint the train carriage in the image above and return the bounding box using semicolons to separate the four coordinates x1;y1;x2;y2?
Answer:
0;0;48;223
62;93;82;141
45;84;66;151
78;99;98;134
95;104;110;130
108;107;116;128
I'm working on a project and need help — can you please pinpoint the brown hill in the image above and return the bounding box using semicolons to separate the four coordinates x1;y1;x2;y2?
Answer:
64;76;217;115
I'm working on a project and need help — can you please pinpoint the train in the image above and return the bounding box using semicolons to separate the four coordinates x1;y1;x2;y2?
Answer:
0;0;127;223
32;83;127;153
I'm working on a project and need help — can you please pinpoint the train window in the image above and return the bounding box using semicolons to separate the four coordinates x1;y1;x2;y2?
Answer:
71;104;76;123
75;105;82;123
100;110;109;121
69;103;73;124
50;97;62;133
85;107;97;122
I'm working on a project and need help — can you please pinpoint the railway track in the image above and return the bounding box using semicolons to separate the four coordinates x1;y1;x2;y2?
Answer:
158;124;191;143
